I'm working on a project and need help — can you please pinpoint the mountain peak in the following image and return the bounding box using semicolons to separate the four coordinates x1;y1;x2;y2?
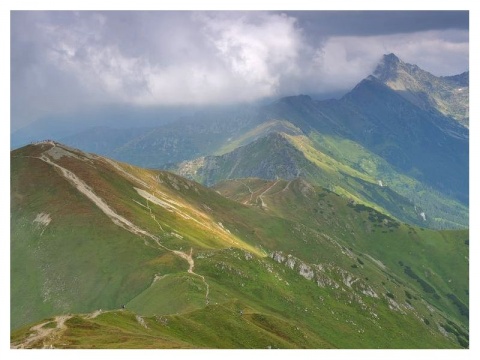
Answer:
373;53;405;80
370;53;469;126
383;53;400;64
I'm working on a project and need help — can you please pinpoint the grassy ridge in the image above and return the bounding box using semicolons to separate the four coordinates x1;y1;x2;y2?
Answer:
214;178;468;329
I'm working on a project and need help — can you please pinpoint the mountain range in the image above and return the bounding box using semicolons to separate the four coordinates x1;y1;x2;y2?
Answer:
10;54;469;348
19;54;465;231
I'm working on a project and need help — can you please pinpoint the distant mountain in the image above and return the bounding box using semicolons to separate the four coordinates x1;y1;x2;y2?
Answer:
11;143;468;348
92;107;259;168
60;126;152;155
175;132;308;186
173;128;467;229
22;54;468;230
10;104;190;149
442;71;469;87
373;53;469;127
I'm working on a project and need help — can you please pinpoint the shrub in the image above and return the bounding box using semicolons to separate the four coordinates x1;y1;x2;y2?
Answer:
447;294;469;318
404;266;439;299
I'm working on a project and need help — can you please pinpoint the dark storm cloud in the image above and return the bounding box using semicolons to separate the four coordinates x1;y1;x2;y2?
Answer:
11;11;469;131
282;11;468;37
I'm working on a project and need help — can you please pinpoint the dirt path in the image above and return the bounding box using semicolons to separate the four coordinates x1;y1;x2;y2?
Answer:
145;199;165;232
239;180;254;205
86;309;103;319
257;180;279;209
281;180;292;192
103;158;150;189
13;315;72;349
173;248;210;305
138;191;210;305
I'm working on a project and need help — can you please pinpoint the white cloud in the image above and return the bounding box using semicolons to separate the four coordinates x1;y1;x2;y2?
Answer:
41;11;310;105
11;11;469;130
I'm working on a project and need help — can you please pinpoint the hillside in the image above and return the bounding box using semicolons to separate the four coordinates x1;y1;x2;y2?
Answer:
11;143;468;348
174;127;468;229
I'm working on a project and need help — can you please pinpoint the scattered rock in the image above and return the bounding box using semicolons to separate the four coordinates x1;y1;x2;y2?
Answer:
33;213;51;227
135;315;148;329
299;263;314;280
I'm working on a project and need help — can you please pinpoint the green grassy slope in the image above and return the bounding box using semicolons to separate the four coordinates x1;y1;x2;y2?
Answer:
11;142;261;330
11;150;183;330
214;178;468;329
12;242;466;348
303;131;468;229
11;143;468;348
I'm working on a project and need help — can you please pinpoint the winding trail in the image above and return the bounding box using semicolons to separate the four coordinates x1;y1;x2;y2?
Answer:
102;158;150;189
257;180;280;209
13;315;72;349
145;199;165;232
173;248;210;305
86;309;103;319
282;180;292;193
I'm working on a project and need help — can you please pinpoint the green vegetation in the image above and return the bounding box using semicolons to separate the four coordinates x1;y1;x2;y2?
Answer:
305;132;468;229
175;129;467;230
447;294;469;318
127;273;208;316
402;266;439;299
214;119;303;155
215;178;468;329
11;143;468;348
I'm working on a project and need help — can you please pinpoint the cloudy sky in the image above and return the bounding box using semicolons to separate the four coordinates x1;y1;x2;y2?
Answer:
10;10;469;131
